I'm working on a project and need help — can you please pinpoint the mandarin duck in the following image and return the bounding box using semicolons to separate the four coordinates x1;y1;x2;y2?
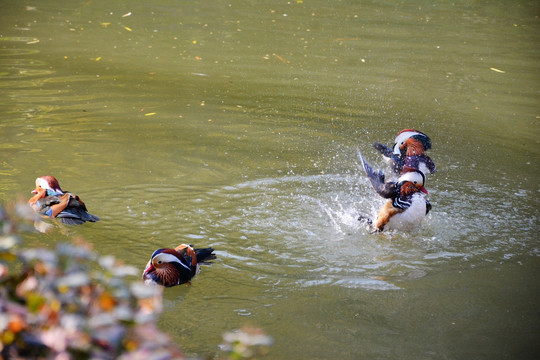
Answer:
372;129;436;175
28;175;100;225
142;244;216;287
358;153;431;232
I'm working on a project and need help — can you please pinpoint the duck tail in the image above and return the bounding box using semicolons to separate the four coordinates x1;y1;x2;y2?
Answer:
84;213;100;222
195;247;216;264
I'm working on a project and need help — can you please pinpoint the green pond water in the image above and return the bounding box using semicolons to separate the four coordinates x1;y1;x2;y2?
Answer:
1;0;539;359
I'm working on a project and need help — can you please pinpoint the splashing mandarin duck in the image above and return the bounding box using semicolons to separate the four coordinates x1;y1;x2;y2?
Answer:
358;153;431;232
142;244;216;287
372;129;436;175
28;175;100;225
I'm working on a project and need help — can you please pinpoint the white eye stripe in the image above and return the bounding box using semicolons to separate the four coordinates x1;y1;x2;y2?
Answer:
394;131;420;147
36;178;51;190
399;171;425;185
153;253;191;271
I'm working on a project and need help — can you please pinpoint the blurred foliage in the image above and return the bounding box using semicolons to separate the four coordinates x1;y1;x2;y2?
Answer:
221;325;273;360
0;201;271;359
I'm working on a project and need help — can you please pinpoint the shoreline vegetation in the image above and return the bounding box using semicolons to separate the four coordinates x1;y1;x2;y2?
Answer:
0;200;271;359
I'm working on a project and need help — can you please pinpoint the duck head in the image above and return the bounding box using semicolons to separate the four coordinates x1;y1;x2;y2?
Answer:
32;176;64;196
392;129;432;156
142;248;193;287
398;170;428;195
28;175;64;204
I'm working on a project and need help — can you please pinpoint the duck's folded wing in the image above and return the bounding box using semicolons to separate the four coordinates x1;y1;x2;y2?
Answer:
57;198;100;224
41;196;62;206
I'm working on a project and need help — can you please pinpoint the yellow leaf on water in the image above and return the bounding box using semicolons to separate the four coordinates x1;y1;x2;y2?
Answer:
95;57;101;61
145;112;156;116
101;22;111;28
272;53;290;64
124;26;132;32
490;67;505;73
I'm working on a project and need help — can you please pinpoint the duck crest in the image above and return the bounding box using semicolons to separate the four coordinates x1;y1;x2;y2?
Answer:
37;175;64;194
153;248;192;271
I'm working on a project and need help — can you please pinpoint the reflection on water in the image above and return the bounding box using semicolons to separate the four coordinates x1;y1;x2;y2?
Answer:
1;0;539;359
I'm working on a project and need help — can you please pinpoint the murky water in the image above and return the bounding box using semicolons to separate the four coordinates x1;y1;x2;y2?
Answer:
1;1;539;359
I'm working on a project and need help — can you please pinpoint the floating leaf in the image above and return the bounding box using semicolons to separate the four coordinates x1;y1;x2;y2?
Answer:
490;67;505;73
272;53;290;63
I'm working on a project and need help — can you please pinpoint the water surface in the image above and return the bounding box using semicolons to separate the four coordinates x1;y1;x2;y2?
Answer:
1;1;539;359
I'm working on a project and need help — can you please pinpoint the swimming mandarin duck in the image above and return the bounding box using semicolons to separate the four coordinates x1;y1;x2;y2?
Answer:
28;175;100;225
358;153;431;232
372;129;436;175
142;244;216;287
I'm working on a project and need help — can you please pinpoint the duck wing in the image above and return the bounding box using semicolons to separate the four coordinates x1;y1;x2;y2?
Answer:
372;142;394;158
358;152;397;198
39;195;62;207
373;142;405;174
